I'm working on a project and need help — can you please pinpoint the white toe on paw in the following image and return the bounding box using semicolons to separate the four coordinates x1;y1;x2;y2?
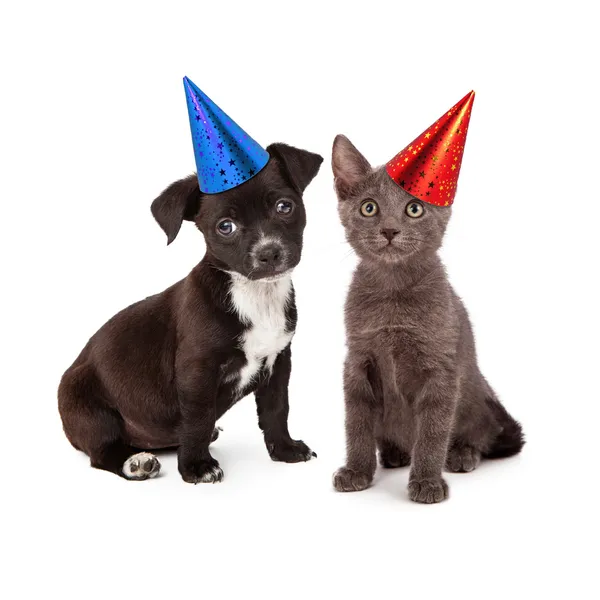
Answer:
122;452;161;480
200;466;224;483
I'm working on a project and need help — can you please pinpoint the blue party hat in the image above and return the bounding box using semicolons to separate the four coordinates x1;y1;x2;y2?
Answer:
183;77;270;194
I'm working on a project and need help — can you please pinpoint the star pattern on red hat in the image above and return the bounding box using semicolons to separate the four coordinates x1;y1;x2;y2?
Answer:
386;91;475;207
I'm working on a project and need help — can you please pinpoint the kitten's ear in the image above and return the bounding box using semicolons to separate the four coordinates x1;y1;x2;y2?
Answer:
151;174;201;245
267;143;323;194
332;134;371;198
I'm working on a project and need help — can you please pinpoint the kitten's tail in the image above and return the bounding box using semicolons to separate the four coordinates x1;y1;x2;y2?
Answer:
484;398;525;459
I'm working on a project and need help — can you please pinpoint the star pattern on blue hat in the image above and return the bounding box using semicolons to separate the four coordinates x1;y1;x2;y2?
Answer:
183;77;270;194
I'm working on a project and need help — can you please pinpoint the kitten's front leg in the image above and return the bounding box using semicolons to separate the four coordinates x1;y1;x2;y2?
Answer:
333;355;378;492
409;373;458;503
255;345;316;463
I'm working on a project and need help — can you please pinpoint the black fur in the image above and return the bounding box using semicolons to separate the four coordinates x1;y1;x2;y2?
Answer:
58;144;323;482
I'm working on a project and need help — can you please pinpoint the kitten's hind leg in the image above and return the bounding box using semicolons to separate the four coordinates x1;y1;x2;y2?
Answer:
445;442;481;473
376;387;411;468
378;439;411;468
446;377;503;473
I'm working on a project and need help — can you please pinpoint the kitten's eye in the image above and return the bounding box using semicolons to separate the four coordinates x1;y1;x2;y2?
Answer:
406;201;424;218
216;219;237;236
360;200;379;217
276;199;294;215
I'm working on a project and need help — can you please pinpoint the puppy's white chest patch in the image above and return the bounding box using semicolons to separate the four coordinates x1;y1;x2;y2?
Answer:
228;273;294;390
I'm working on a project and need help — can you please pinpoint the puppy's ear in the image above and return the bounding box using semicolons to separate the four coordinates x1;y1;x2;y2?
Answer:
331;135;371;198
267;143;323;194
151;174;201;245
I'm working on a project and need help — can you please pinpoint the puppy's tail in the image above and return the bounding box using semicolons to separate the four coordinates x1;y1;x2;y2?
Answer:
483;398;525;459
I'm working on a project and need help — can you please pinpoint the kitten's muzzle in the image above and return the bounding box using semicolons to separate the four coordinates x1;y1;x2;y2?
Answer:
381;228;400;242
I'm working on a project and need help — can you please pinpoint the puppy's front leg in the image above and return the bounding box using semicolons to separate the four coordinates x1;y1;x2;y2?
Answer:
408;373;458;503
255;345;316;463
177;360;223;484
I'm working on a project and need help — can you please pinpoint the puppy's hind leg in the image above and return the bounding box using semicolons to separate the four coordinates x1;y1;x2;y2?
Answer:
58;363;161;480
118;448;161;480
90;441;161;480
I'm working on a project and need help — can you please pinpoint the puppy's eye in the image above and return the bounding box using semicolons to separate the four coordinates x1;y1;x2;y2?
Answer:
216;219;237;236
406;201;424;218
360;200;378;217
276;200;294;215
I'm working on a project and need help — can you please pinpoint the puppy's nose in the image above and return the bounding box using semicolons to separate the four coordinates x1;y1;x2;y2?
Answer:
256;243;283;268
381;228;400;242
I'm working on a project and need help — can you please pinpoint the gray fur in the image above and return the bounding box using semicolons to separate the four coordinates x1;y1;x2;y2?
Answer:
331;135;524;503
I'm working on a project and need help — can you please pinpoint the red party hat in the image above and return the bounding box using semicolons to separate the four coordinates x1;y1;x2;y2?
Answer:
386;91;475;206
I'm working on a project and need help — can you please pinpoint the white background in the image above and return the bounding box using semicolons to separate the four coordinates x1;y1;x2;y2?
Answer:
2;1;599;598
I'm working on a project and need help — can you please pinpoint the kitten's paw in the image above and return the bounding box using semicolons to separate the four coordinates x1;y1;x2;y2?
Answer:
446;445;481;473
211;426;223;443
333;467;372;492
379;441;411;468
122;452;161;480
267;439;316;463
408;477;449;504
179;458;224;484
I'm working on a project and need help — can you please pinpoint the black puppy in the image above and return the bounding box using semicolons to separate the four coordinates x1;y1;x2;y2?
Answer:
58;143;323;482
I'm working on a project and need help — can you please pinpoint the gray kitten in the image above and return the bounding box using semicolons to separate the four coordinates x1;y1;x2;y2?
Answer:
331;135;524;503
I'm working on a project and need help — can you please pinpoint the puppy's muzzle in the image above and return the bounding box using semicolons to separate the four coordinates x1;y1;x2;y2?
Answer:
254;242;284;270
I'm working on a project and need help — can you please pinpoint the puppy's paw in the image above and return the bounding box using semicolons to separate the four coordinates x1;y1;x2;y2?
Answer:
333;467;372;492
211;426;223;443
179;458;224;484
122;453;161;480
379;441;411;468
408;477;449;504
267;439;316;463
445;445;481;473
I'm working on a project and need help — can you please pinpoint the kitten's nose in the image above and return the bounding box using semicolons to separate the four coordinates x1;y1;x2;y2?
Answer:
255;243;283;268
381;228;400;242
